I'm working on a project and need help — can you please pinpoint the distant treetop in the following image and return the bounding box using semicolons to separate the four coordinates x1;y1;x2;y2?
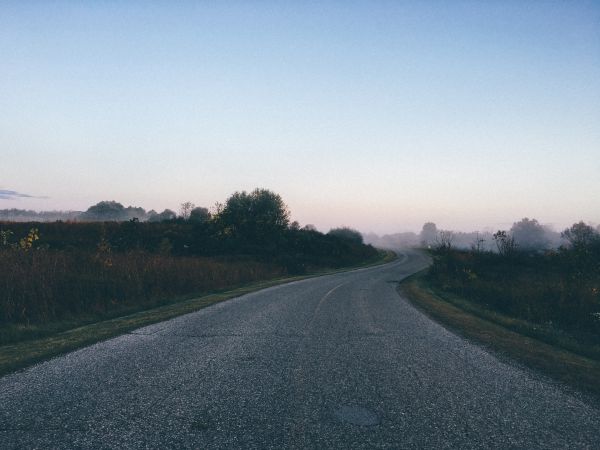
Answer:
328;227;363;244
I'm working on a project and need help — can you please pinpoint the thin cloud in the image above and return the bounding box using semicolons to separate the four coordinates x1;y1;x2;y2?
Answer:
0;189;47;200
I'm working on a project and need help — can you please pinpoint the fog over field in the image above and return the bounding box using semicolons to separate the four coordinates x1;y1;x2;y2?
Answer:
365;219;600;252
361;214;600;246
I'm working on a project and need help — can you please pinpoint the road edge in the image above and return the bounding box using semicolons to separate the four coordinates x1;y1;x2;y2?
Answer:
399;270;600;405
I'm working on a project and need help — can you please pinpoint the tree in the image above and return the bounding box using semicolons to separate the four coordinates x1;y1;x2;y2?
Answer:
561;221;599;249
420;222;437;247
493;230;517;256
81;201;127;221
510;218;548;251
328;227;363;244
435;230;454;252
148;209;176;222
179;202;195;220
215;188;290;244
189;207;210;223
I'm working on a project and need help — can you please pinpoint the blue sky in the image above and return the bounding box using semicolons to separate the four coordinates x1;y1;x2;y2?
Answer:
1;1;599;233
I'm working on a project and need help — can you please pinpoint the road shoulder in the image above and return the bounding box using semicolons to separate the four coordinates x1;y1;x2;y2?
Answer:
399;271;600;405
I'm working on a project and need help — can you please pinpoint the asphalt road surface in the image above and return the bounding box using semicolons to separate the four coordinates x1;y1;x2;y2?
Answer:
1;250;599;449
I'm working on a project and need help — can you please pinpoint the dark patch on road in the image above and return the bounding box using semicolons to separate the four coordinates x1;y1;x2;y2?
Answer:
333;405;380;426
190;415;211;431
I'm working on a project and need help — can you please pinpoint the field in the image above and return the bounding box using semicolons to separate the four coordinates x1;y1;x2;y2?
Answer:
425;244;600;356
1;212;379;346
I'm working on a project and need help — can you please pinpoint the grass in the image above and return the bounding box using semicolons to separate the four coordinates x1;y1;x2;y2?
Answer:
425;248;600;343
399;270;600;402
0;250;286;328
0;250;395;378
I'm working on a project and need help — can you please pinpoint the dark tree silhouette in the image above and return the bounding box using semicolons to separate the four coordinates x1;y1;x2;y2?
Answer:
189;207;210;223
81;201;127;221
215;188;290;247
328;227;363;244
435;230;454;252
493;230;517;256
562;221;599;249
510;218;548;251
179;202;195;220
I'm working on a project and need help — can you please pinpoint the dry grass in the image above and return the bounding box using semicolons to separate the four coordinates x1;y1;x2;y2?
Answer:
0;249;284;328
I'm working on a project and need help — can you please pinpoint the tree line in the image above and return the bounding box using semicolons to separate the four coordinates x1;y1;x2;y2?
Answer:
1;189;375;270
366;218;600;253
0;189;378;328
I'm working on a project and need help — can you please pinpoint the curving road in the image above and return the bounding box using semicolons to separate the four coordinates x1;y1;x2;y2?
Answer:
1;250;599;449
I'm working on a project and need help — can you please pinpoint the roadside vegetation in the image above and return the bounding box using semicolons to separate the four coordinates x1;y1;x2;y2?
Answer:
425;221;600;354
0;189;380;347
401;220;600;398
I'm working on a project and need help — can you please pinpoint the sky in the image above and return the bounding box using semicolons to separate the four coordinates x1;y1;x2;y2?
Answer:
1;1;599;234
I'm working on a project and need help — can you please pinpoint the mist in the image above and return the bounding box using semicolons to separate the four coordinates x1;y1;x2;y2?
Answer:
363;218;600;252
3;201;598;254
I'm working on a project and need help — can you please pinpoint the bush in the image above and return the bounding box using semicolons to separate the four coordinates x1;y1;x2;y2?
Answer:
0;248;284;325
327;227;364;244
426;246;600;343
0;219;379;327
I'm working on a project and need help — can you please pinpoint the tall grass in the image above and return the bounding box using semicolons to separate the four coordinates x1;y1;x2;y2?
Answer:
427;247;600;345
0;249;284;326
0;220;378;342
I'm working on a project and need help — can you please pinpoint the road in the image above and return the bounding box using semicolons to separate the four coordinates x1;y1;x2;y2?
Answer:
1;250;599;449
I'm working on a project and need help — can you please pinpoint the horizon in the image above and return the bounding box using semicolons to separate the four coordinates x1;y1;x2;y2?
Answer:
2;1;599;234
0;195;595;236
